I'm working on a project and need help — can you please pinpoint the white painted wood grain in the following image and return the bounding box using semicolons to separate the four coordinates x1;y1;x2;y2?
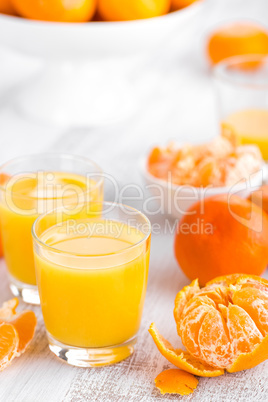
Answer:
0;0;268;400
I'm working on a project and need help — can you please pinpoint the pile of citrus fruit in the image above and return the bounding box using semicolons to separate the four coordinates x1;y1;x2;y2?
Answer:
147;124;262;187
0;0;199;22
0;298;37;371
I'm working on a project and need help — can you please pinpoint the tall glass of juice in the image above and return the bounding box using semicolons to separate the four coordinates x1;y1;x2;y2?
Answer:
0;154;103;304
32;202;151;367
214;55;268;160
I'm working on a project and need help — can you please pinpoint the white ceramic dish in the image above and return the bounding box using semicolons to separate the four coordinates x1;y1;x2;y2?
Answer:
141;158;266;220
0;2;205;60
0;1;206;126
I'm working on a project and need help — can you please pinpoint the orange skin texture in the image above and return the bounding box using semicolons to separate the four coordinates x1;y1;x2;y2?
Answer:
0;0;16;15
174;194;268;286
149;323;224;377
207;22;268;65
171;0;198;11
11;0;97;22
249;185;268;215
98;0;171;22
154;368;199;395
150;274;268;376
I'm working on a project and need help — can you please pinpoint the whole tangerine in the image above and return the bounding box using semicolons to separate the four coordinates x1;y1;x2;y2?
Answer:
171;0;198;11
11;0;97;22
249;185;268;215
207;22;268;65
0;0;16;15
174;194;268;286
98;0;171;22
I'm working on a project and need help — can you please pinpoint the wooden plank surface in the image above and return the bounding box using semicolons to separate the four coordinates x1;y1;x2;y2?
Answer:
0;0;268;400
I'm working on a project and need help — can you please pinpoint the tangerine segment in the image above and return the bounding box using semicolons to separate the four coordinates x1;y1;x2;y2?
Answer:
231;287;268;336
206;274;266;287
180;301;215;360
227;333;268;373
10;311;37;355
149;323;224;377
0;298;19;319
0;323;19;371
198;309;232;369
155;368;199;396
174;279;200;334
227;304;263;357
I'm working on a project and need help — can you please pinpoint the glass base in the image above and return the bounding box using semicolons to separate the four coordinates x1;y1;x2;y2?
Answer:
9;276;40;305
47;332;137;367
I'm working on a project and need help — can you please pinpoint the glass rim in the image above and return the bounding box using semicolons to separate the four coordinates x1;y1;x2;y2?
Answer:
0;153;104;199
213;54;268;90
32;201;152;259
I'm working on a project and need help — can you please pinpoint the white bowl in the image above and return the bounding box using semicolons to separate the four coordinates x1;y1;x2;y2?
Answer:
0;2;205;61
0;2;206;126
141;158;266;220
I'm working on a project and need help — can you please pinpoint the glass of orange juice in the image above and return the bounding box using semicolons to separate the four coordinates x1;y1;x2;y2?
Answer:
0;154;103;305
32;202;151;367
214;55;268;160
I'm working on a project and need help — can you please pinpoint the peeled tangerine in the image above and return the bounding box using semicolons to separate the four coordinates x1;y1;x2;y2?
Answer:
149;274;268;377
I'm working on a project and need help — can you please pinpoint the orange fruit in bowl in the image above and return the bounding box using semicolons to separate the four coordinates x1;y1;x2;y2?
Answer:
11;0;97;22
174;194;268;286
150;274;268;376
98;0;171;22
171;0;198;11
207;22;268;65
0;0;16;15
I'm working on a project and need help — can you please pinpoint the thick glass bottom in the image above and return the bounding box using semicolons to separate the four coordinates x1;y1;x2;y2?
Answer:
9;275;40;305
47;332;137;367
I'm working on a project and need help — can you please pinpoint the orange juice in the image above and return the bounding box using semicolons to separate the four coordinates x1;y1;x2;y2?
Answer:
0;172;102;286
225;109;268;160
34;219;150;349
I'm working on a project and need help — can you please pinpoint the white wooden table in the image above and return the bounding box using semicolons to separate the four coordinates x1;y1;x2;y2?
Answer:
0;1;268;400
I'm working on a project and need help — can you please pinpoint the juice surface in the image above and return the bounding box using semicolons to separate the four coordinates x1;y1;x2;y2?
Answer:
225;109;268;160
34;219;150;348
0;172;101;285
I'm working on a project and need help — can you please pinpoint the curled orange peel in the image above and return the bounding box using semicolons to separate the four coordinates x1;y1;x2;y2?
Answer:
227;333;268;373
149;323;224;377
